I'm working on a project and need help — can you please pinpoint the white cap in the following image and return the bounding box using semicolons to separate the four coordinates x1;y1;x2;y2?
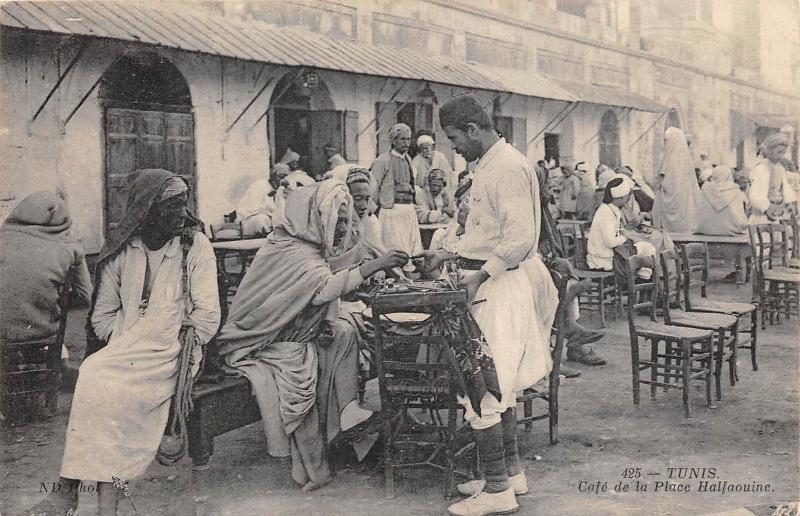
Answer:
417;135;435;146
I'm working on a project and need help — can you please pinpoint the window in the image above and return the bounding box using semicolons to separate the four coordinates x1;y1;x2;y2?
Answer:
556;0;589;17
598;110;620;169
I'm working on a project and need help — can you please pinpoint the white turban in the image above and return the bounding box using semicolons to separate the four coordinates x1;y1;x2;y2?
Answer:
389;123;411;141
609;179;632;199
417;134;435;146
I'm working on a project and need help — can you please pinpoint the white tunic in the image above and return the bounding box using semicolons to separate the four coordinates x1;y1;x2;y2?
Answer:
446;138;557;412
61;234;220;482
587;203;626;271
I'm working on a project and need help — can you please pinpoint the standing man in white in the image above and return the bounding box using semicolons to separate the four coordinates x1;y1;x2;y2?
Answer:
418;95;558;516
370;123;423;271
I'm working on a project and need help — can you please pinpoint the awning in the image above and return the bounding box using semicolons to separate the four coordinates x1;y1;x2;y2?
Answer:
553;78;668;112
0;1;573;103
743;112;796;130
466;63;577;103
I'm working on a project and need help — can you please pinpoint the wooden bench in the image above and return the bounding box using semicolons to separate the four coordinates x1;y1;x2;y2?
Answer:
188;374;261;467
666;233;751;284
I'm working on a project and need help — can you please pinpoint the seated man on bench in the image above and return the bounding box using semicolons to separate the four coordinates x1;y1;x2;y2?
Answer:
217;179;408;492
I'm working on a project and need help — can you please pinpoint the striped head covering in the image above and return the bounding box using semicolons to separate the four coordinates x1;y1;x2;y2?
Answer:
345;167;371;185
158;176;189;202
427;168;447;185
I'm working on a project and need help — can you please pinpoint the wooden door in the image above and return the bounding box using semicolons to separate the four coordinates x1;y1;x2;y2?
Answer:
104;107;196;236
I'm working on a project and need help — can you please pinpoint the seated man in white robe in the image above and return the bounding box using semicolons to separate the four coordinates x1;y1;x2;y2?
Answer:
415;168;455;224
30;169;221;516
237;163;291;237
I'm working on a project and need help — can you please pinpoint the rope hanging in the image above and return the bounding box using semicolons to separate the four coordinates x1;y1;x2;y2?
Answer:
156;230;200;466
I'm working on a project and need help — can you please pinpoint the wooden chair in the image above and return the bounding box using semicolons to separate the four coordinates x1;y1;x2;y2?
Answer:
210;221;247;299
572;222;621;328
371;288;475;499
680;243;759;372
659;249;739;401
624;255;714;418
1;271;72;419
515;266;572;443
749;224;800;328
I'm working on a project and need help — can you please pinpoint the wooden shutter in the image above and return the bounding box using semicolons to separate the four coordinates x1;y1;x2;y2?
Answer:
512;116;528;156
309;110;344;176
433;105;455;168
137;110;166;169
375;102;397;157
344;110;359;162
165;112;197;213
104;109;138;231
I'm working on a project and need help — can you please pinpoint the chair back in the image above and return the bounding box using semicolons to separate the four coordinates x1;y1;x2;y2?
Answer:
791;214;800;260
679;242;709;310
548;268;571;377
769;223;793;267
624;254;658;330
557;226;576;260
370;289;468;411
210;221;243;242
573;222;591;270
1;266;74;417
748;223;783;274
659;248;683;324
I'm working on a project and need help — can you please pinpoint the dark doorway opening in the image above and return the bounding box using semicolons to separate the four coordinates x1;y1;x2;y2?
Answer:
99;53;195;237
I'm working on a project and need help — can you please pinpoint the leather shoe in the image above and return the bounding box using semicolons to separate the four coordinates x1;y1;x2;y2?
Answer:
558;365;582;378
564;325;605;346
448;488;519;515
567;346;607;366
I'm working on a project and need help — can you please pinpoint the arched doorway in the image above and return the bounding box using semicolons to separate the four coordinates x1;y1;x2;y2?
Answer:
268;71;355;178
99;53;195;236
598;110;620;169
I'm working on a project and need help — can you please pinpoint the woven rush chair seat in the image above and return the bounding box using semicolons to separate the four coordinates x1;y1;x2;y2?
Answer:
762;269;800;282
689;299;756;315
667;311;738;330
635;321;714;340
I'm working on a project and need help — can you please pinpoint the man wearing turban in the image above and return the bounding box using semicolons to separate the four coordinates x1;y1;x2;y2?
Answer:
749;133;797;224
412;133;456;198
369;123;423;269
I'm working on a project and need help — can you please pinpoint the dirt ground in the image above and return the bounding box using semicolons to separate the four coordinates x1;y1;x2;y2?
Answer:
2;272;798;516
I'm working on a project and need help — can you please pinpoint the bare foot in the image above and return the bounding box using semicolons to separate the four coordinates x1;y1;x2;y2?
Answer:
301;475;332;492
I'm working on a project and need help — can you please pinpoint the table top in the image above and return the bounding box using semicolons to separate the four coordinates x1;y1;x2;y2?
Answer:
211;238;268;251
419;222;449;231
556;219;588;226
666;233;749;244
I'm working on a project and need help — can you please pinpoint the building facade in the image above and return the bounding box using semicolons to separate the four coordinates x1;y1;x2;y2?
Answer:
1;0;797;254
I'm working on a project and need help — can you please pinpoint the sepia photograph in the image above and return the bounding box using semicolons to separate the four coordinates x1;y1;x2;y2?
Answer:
0;0;798;514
